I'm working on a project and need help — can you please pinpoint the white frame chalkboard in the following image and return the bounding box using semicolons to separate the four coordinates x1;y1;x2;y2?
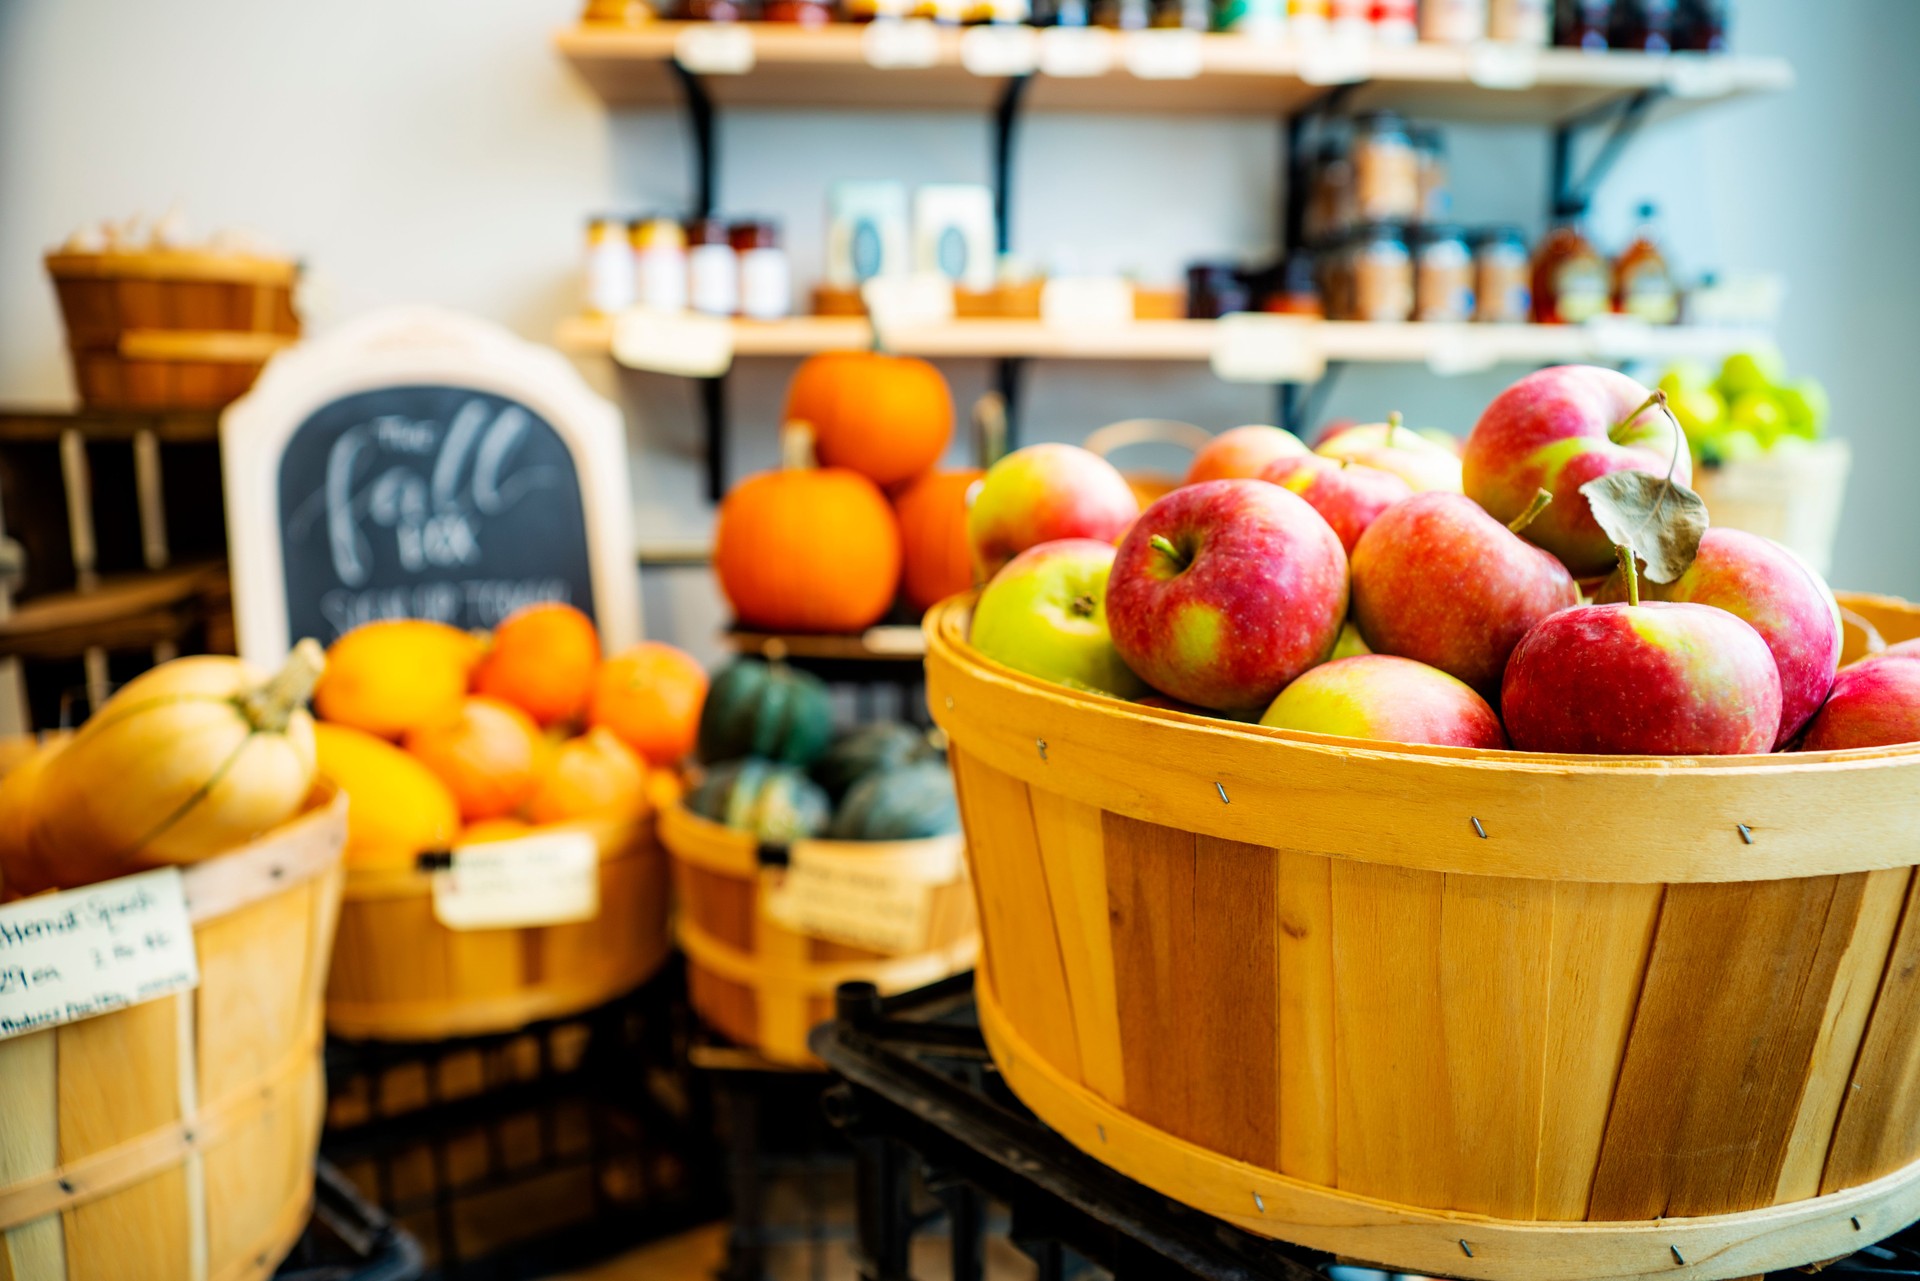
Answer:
221;307;641;666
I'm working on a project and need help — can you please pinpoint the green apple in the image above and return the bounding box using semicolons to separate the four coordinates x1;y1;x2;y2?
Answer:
1718;349;1786;400
1659;360;1714;398
1729;391;1788;446
1669;385;1726;440
1699;427;1762;465
1776;377;1830;439
969;538;1146;699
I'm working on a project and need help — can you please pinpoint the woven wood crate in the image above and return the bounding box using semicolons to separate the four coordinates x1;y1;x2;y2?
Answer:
927;590;1920;1281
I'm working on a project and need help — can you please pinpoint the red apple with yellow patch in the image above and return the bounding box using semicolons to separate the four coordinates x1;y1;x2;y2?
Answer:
1315;414;1463;493
1106;480;1348;714
1259;655;1506;749
967;443;1138;580
1260;453;1413;554
1184;424;1309;484
1800;655;1920;751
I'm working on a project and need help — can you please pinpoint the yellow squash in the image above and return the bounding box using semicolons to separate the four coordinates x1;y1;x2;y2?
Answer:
28;641;325;888
312;721;461;869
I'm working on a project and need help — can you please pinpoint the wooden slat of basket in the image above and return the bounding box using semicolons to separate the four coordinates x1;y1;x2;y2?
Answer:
1028;787;1125;1107
0;1033;64;1276
117;330;297;364
45;252;296;288
1275;849;1336;1187
1823;870;1920;1194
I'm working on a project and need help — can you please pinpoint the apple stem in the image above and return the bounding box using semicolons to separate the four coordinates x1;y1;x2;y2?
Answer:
1608;388;1669;444
1507;487;1554;534
1615;543;1641;608
1069;593;1096;619
1148;533;1190;571
1388;410;1404;448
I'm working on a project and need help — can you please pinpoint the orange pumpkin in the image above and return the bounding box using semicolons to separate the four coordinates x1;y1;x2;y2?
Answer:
893;467;982;614
715;424;902;633
784;351;954;487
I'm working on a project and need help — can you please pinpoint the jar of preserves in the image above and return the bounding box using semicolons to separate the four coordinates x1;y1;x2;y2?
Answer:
1352;112;1419;223
1289;0;1330;36
1675;0;1727;50
1420;0;1486;43
1187;262;1252;320
731;221;791;320
1531;219;1609;324
1371;0;1418;41
764;0;836;20
1609;0;1675;51
1488;0;1549;41
1472;225;1532;323
1265;252;1325;318
1414;225;1474;323
1151;0;1210;28
1092;0;1151;27
1350;221;1414;323
632;217;688;314
1554;0;1610;48
679;0;753;19
1414;127;1450;223
584;215;635;316
1303;136;1353;248
687;218;738;317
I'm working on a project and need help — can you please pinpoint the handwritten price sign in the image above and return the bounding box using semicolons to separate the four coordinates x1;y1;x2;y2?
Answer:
0;868;200;1040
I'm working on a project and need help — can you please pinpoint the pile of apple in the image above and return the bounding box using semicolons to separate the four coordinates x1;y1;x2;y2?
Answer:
966;364;1920;756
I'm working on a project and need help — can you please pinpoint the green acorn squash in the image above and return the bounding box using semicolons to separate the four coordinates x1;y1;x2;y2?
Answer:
828;760;960;842
696;659;835;767
687;758;831;843
811;722;938;803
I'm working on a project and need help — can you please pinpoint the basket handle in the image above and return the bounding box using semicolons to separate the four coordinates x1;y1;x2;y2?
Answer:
1083;419;1213;461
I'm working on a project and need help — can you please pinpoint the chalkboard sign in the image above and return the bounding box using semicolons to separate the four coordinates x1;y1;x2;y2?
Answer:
223;308;639;665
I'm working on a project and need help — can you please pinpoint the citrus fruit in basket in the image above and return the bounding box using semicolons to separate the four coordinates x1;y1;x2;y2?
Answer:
474;601;601;727
525;727;648;825
314;722;461;869
589;641;708;766
315;619;482;739
405;696;547;822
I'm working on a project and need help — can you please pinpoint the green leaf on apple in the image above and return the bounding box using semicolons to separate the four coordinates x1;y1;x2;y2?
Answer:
1578;471;1709;584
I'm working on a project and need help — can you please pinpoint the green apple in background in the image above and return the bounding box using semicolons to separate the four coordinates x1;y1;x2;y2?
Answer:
1659;360;1715;398
1699;427;1763;466
969;538;1146;700
1669;385;1727;440
1777;377;1831;438
1718;349;1787;400
1729;391;1789;446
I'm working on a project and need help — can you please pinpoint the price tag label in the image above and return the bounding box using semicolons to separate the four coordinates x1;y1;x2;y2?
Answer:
862;272;956;333
1298;31;1370;85
1038;26;1115;77
861;625;927;656
862;18;942;69
961;24;1038;76
1667;55;1737;99
763;836;963;955
1123;29;1203;80
432;832;600;931
1581;313;1655;361
1040;276;1134;328
1468;42;1538;90
674;25;756;75
1426;327;1500;376
611;308;735;377
0;868;199;1041
1211;313;1327;384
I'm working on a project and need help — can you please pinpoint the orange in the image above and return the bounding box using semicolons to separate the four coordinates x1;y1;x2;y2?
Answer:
473;602;601;727
315;620;483;740
644;767;686;814
525;728;649;825
312;722;460;870
458;817;534;844
404;696;547;822
588;642;708;767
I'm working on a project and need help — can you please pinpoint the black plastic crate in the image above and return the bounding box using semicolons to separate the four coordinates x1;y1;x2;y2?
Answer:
275;1160;424;1281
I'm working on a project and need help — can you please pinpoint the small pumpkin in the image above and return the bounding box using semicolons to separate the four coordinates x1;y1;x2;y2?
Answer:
715;424;903;634
894;468;981;614
811;722;937;803
785;350;955;487
687;758;831;843
28;642;326;888
314;722;461;870
697;659;834;767
828;760;960;842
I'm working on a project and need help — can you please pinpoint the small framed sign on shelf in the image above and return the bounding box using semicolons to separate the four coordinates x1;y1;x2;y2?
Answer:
221;307;640;665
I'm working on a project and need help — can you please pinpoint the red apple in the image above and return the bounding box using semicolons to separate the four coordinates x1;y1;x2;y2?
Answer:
1315;415;1463;493
1501;552;1782;755
1349;491;1579;698
1259;655;1507;749
1184;425;1309;485
1464;365;1691;576
1259;454;1414;554
1800;655;1920;750
1595;528;1840;747
967;443;1138;580
1106;480;1348;713
1884;639;1920;660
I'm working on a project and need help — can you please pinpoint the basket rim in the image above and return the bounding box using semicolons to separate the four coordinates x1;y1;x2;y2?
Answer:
45;248;297;286
926;592;1920;777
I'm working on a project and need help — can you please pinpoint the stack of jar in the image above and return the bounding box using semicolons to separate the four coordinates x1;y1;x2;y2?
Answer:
584;215;793;319
1554;0;1730;53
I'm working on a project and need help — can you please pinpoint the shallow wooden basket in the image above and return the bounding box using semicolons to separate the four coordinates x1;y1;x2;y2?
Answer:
324;813;671;1042
0;790;346;1281
926;592;1920;1281
660;802;979;1066
45;249;301;412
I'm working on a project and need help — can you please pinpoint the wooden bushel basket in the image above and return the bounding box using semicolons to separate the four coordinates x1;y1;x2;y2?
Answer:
927;592;1920;1281
45;249;300;412
0;789;346;1281
1693;440;1852;580
324;813;671;1041
660;803;979;1066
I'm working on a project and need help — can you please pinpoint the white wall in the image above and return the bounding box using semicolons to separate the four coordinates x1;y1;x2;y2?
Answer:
3;0;1917;659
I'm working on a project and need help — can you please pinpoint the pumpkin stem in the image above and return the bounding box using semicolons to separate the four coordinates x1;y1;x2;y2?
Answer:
239;638;326;733
780;422;818;471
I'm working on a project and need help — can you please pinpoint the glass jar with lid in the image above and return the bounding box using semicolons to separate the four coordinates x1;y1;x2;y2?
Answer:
1414;225;1474;323
1352;112;1420;224
1350;221;1414;323
731;221;791;320
1472;225;1532;323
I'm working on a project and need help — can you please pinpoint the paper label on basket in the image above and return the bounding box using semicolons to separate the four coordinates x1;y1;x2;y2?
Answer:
432;832;599;931
863;18;942;69
961;24;1038;77
611;308;734;377
1468;42;1538;90
1210;313;1327;384
0;868;199;1041
1038;26;1115;78
675;25;756;75
1123;29;1203;80
762;836;964;955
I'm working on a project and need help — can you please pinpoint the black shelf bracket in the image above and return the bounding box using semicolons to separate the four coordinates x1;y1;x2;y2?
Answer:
671;61;718;218
991;74;1033;256
699;375;727;502
1276;362;1345;439
1550;87;1667;220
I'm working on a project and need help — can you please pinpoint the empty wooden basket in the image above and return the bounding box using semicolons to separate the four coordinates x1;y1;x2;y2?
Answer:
927;591;1920;1281
45;249;300;412
660;803;978;1066
0;789;346;1281
324;812;671;1041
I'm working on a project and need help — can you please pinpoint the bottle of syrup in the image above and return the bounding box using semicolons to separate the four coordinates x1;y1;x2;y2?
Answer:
1612;201;1679;324
1531;215;1609;325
